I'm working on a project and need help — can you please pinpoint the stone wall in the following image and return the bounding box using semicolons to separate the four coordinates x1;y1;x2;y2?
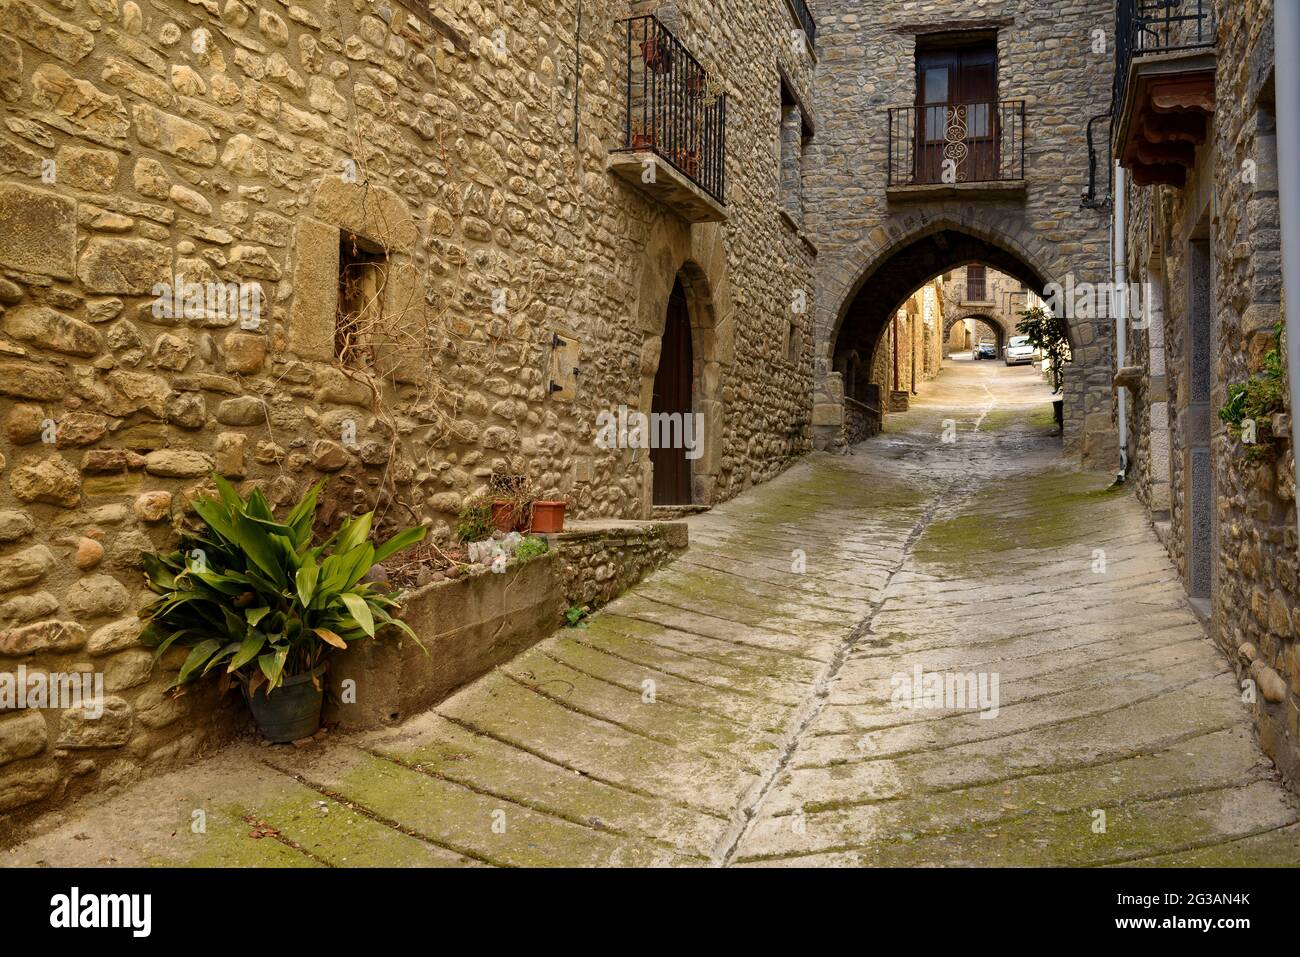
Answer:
325;548;564;731
806;0;1117;464
843;395;876;443
546;518;687;611
1123;0;1300;787
0;0;820;827
941;264;1026;350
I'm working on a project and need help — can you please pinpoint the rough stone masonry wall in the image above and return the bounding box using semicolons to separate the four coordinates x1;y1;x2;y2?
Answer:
548;519;687;611
1125;0;1300;788
0;0;819;830
806;0;1116;466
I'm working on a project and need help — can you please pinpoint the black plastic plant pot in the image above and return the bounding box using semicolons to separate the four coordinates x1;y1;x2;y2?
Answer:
244;671;324;743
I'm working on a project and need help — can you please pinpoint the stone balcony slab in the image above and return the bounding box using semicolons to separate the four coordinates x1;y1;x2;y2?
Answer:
606;150;727;224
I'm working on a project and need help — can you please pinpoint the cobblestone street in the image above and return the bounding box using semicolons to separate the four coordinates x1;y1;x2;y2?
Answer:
10;360;1297;867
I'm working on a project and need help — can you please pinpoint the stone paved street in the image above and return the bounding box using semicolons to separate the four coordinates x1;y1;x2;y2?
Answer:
9;360;1300;867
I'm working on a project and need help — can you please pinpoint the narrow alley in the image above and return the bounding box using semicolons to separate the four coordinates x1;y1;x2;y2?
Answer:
11;360;1294;867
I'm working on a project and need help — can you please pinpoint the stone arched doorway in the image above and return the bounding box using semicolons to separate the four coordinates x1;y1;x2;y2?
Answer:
632;220;730;516
944;313;1006;354
649;279;694;505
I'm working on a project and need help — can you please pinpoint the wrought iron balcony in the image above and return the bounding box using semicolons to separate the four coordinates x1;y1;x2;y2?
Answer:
886;100;1026;191
789;0;816;51
608;15;726;221
1113;0;1215;119
953;278;990;303
1112;0;1216;186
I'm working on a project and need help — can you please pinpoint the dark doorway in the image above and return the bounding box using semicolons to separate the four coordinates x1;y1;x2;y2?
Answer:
651;280;693;506
915;37;997;183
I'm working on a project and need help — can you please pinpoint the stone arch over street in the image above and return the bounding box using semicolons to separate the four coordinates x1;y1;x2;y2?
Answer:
944;312;1010;353
632;219;731;513
811;212;1105;459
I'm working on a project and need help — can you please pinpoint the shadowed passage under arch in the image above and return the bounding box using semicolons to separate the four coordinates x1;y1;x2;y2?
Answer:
831;228;1051;374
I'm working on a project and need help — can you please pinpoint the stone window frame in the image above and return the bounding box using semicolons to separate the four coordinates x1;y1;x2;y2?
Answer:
335;231;390;369
776;65;814;231
287;178;422;385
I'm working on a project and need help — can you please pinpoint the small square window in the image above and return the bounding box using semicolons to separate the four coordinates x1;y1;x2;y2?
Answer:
336;233;386;366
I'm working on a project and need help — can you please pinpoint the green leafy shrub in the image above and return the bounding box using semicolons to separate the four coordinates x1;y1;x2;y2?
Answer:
1016;305;1070;394
455;497;493;544
139;476;427;695
563;604;587;628
1219;323;1286;461
513;536;548;561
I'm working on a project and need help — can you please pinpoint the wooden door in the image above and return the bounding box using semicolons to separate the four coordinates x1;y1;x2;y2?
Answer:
915;43;998;183
651;281;693;506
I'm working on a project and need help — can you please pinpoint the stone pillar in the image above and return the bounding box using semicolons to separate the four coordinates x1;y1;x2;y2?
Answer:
1145;272;1172;517
812;361;845;450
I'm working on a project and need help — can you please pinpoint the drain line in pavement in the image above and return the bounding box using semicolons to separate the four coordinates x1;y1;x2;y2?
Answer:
971;378;998;432
710;490;953;866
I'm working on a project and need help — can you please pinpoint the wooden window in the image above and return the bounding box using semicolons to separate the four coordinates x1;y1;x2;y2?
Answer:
914;34;998;182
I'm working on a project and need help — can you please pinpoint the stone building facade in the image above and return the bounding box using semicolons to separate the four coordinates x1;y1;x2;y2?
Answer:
806;0;1118;466
0;0;821;825
941;263;1026;355
1118;0;1300;786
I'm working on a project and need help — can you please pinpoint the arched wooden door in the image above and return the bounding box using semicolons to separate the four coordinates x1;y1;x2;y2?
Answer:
651;280;693;505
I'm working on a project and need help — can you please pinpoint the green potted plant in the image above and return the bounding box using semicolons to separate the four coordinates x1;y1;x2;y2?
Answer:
139;476;428;743
1219;322;1286;461
455;496;494;543
1017;304;1071;433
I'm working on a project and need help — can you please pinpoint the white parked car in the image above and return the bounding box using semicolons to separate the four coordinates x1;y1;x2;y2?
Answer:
1004;335;1036;366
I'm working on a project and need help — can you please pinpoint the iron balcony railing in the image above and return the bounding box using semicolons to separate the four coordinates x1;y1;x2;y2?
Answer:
1113;0;1216;118
615;15;726;203
947;280;1031;309
886;100;1026;186
957;278;989;302
790;0;816;50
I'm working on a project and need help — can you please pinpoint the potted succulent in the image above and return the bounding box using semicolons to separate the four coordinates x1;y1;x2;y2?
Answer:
139;477;428;743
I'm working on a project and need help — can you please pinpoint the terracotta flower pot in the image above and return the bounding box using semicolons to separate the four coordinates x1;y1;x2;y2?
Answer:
491;501;518;533
529;501;566;534
641;38;672;74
